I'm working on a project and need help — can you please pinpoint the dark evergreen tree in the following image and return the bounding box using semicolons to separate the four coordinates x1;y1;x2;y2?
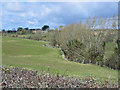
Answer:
42;25;49;31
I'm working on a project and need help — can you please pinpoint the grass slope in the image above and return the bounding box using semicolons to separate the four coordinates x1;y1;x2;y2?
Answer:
2;36;118;81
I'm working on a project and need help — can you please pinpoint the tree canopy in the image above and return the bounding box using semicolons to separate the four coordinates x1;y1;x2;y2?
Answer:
42;25;49;31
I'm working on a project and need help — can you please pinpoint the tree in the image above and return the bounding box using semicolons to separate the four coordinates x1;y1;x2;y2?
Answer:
17;27;24;35
17;27;23;32
2;29;6;33
24;27;29;30
59;25;64;30
42;25;49;31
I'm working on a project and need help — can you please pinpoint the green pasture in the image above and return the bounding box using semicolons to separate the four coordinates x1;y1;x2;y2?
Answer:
2;36;118;82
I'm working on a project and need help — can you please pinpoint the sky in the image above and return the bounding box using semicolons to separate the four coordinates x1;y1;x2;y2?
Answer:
1;2;118;30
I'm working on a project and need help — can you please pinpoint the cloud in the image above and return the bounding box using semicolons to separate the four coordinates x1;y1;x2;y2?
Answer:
2;0;119;2
1;2;118;30
28;21;35;24
39;5;52;16
2;2;24;12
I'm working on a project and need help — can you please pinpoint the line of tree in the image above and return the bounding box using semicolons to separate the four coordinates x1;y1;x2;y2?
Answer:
2;25;50;34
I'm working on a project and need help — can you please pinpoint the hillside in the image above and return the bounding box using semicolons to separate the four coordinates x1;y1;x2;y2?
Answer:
2;36;118;81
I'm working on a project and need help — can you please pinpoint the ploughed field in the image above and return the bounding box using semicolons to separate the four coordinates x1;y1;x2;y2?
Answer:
2;36;118;82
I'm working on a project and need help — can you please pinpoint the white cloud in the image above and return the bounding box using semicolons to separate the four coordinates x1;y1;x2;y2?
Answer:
2;0;119;2
27;18;38;25
3;2;23;12
10;19;15;22
1;2;118;30
20;13;26;17
28;21;35;24
29;11;36;17
20;11;36;17
39;5;52;17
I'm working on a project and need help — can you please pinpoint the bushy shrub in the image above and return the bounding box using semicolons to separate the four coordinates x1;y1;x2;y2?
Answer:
106;47;119;69
30;31;43;40
50;23;106;64
48;29;59;46
48;16;118;69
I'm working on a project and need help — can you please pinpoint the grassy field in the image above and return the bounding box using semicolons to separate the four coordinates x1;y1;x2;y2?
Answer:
2;36;118;81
